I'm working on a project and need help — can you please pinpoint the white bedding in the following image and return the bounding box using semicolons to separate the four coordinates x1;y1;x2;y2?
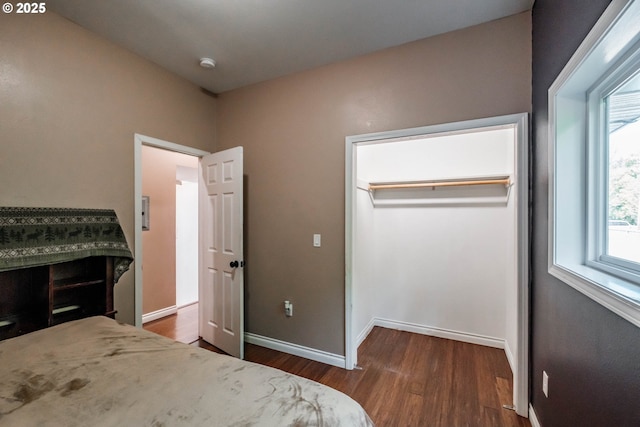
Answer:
0;316;374;426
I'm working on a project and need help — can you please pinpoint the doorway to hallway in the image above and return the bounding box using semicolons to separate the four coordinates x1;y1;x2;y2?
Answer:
140;145;199;323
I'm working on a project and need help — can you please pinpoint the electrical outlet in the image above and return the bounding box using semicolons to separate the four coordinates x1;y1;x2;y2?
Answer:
284;300;293;317
542;371;549;397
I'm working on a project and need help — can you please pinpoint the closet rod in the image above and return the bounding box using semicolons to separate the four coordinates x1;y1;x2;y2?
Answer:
369;177;510;191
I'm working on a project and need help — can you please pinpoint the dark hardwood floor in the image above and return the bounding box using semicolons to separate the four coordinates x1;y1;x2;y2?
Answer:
144;304;531;427
142;302;199;344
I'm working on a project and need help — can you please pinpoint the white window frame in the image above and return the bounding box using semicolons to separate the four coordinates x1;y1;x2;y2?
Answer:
587;58;640;281
549;0;640;328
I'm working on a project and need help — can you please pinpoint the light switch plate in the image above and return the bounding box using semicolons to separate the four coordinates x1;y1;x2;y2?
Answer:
313;234;321;247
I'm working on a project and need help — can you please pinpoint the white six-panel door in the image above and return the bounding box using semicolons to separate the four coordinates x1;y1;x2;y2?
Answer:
199;147;244;359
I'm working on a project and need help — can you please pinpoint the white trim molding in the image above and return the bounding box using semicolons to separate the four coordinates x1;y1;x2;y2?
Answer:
142;305;177;324
504;338;516;375
363;318;506;349
529;404;541;427
244;333;346;369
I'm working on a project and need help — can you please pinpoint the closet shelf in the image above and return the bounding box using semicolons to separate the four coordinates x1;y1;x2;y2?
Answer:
358;175;513;207
368;176;511;191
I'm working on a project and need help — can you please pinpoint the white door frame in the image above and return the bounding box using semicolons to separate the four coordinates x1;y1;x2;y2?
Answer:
344;113;529;416
133;133;210;327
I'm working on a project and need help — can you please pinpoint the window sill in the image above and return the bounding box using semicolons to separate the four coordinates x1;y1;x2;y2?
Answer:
549;262;640;327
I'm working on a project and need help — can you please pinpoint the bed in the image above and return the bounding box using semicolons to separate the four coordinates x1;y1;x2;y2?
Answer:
0;315;374;426
0;207;373;425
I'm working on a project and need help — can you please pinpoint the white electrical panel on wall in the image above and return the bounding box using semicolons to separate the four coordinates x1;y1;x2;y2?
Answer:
141;196;150;231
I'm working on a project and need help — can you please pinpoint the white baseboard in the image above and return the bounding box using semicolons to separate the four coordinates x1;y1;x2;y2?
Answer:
355;317;376;348
177;300;198;309
244;333;346;368
529;404;541;427
142;305;177;324
369;317;505;349
244;319;505;374
504;339;516;374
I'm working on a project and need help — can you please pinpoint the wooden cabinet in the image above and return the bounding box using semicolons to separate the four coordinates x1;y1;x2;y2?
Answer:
0;256;115;341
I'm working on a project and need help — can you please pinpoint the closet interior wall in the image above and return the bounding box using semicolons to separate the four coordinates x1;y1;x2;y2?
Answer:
353;126;518;364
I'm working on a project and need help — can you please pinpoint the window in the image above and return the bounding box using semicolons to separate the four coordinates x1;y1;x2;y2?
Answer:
549;0;640;327
587;61;640;282
605;83;640;263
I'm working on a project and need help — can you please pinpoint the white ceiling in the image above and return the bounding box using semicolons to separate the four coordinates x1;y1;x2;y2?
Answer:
48;0;534;94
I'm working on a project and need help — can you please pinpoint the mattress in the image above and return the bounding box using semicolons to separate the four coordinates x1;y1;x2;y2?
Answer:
0;316;374;426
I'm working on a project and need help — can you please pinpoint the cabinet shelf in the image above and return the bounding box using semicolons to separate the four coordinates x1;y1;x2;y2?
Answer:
0;319;16;328
52;305;82;315
54;278;106;291
0;311;47;337
0;256;115;341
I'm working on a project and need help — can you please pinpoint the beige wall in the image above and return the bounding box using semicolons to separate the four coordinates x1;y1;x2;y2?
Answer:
0;13;217;324
142;146;198;315
217;12;532;355
0;10;531;353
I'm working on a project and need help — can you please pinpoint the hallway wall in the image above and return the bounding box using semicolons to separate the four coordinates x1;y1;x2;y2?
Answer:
142;146;198;315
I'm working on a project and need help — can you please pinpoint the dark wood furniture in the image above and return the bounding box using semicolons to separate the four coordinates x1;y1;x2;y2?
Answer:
0;256;115;341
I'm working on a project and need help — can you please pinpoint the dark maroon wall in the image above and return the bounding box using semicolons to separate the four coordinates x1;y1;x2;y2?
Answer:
531;1;640;426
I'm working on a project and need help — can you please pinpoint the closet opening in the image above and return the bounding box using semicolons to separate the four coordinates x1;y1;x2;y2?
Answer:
345;113;529;417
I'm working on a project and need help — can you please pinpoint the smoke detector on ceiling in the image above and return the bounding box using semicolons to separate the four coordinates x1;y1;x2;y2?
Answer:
199;57;216;69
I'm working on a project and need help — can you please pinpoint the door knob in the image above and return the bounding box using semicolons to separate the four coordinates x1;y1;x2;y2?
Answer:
230;260;239;268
